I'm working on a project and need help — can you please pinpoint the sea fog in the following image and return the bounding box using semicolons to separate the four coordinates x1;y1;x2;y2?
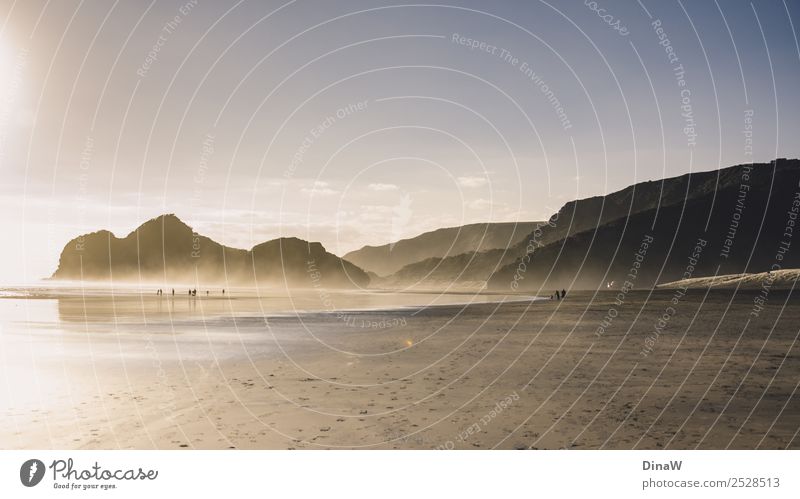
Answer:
0;284;540;362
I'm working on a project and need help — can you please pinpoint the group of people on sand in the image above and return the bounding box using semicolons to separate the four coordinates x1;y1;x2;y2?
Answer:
156;288;225;297
551;289;567;300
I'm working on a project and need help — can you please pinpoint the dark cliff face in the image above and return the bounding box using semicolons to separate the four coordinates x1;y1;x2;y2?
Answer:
250;237;369;287
489;160;800;291
505;161;761;258
52;214;370;288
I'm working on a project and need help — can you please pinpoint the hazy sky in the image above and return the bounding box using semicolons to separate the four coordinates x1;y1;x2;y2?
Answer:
0;0;798;283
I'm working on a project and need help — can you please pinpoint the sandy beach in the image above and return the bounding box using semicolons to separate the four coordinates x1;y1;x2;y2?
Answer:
1;288;798;450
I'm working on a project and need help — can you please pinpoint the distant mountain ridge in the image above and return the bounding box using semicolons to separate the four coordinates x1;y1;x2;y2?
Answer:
52;214;369;288
372;247;518;289
488;159;800;290
343;221;543;276
376;159;800;290
51;159;800;292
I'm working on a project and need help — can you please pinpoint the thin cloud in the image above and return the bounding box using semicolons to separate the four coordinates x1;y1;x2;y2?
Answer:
457;176;489;188
466;198;493;210
301;180;339;196
368;183;399;191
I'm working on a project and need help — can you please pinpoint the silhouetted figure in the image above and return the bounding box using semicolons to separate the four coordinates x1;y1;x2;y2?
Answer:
206;290;209;296
171;289;174;296
188;290;192;296
222;289;225;295
561;289;566;299
192;289;197;296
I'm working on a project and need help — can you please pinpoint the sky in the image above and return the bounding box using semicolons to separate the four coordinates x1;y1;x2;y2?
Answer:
0;0;799;283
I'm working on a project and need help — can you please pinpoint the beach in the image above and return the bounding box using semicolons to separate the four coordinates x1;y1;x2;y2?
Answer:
1;288;798;450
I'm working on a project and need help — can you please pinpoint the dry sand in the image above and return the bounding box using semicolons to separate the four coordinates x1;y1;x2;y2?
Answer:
1;289;799;450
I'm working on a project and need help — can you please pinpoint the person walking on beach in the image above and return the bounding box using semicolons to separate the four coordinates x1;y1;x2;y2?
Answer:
561;289;566;299
555;290;560;300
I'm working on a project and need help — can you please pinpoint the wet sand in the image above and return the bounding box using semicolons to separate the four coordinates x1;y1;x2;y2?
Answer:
1;289;798;449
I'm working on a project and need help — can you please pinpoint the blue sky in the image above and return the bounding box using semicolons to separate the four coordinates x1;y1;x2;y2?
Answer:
0;0;798;282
